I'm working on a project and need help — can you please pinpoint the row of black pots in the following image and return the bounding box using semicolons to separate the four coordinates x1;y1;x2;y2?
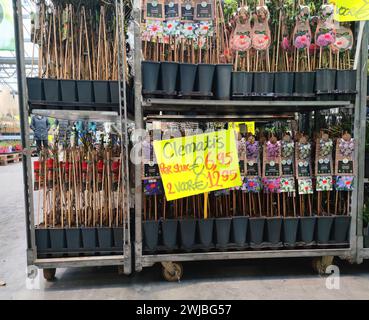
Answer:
27;78;119;104
142;61;356;99
143;215;351;252
35;227;123;253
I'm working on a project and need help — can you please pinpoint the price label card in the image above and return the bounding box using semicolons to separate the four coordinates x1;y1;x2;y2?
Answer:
165;0;181;19
337;159;354;174
153;129;242;201
145;0;165;20
247;161;259;176
144;163;160;178
281;159;294;176
194;0;214;20
181;0;195;21
265;161;280;177
317;158;332;174
297;161;310;177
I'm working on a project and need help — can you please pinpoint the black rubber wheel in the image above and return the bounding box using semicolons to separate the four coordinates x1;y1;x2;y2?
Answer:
43;268;56;281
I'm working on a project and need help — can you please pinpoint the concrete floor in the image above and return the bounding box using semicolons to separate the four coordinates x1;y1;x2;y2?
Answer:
1;162;369;300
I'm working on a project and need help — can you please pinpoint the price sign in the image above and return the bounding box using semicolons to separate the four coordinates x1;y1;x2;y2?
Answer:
335;0;369;21
153;130;242;201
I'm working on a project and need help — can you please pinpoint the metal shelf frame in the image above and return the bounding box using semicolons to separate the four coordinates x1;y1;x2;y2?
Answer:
133;16;369;272
13;0;132;275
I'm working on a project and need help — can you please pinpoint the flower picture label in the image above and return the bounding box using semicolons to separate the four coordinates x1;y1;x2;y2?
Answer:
338;160;353;174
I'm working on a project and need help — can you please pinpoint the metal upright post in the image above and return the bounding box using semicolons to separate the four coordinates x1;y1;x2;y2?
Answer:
133;0;143;272
13;0;36;265
354;21;369;264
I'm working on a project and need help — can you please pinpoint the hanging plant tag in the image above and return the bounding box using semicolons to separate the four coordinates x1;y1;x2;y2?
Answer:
230;7;252;52
181;0;195;21
332;24;353;52
246;160;259;176
281;158;294;176
143;162;160;178
251;5;271;51
263;140;281;178
315;137;333;176
298;178;313;195
335;136;355;176
144;0;165;21
295;139;312;179
292;5;312;50
194;0;214;21
165;0;181;20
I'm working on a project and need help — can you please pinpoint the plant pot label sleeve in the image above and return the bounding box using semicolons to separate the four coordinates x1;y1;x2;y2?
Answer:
153;129;242;201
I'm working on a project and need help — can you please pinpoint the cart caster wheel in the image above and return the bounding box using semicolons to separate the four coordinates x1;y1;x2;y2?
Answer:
43;268;56;281
312;256;334;275
162;262;183;282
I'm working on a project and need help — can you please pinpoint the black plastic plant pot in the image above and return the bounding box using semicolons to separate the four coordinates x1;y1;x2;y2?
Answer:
77;80;93;103
215;217;232;248
109;81;119;104
215;64;232;100
274;72;294;96
142;220;159;251
179;219;197;250
232;72;253;96
179;63;197;94
249;217;265;245
198;218;214;248
97;227;113;248
161;62;178;94
336;70;356;93
35;228;49;251
283;217;299;246
294;72;315;95
316;216;334;244
232;216;249;247
298;216;316;244
161;219;178;250
65;228;81;250
316;69;336;93
266;217;282;244
93;81;110;103
142;61;160;92
43;79;59;101
81;227;97;250
332;216;351;243
197;64;215;93
60;79;77;102
113;227;124;248
27;78;43;101
253;72;274;95
49;228;65;250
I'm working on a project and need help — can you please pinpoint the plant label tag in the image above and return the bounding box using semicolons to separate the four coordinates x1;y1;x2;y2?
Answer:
165;0;181;19
297;161;310;177
194;0;214;20
338;159;353;174
247;161;259;176
145;0;165;20
317;158;332;174
144;163;160;178
181;0;195;21
281;159;294;176
239;159;246;175
265;162;280;177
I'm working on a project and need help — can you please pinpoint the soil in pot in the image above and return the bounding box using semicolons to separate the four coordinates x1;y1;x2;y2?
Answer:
336;70;356;93
179;219;197;250
298;216;316;244
161;62;178;94
294;72;315;95
97;227;113;248
197;64;215;94
77;80;93;103
215;64;232;99
142;61;160;92
43;79;59;101
283;217;299;247
49;228;66;251
81;228;97;250
274;72;294;96
93;81;110;103
266;217;283;245
253;72;274;95
142;220;160;252
65;228;81;250
215;218;232;248
161;219;178;250
35;228;50;251
232;216;249;247
179;63;197;94
331;215;351;243
316;216;334;244
316;69;336;93
249;217;265;245
27;78;44;101
60;80;77;102
198;218;214;248
232;72;253;97
109;81;119;104
113;227;124;248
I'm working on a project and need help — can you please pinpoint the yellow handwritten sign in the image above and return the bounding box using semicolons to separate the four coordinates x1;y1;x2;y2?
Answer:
334;0;369;21
229;122;255;134
153;130;242;201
